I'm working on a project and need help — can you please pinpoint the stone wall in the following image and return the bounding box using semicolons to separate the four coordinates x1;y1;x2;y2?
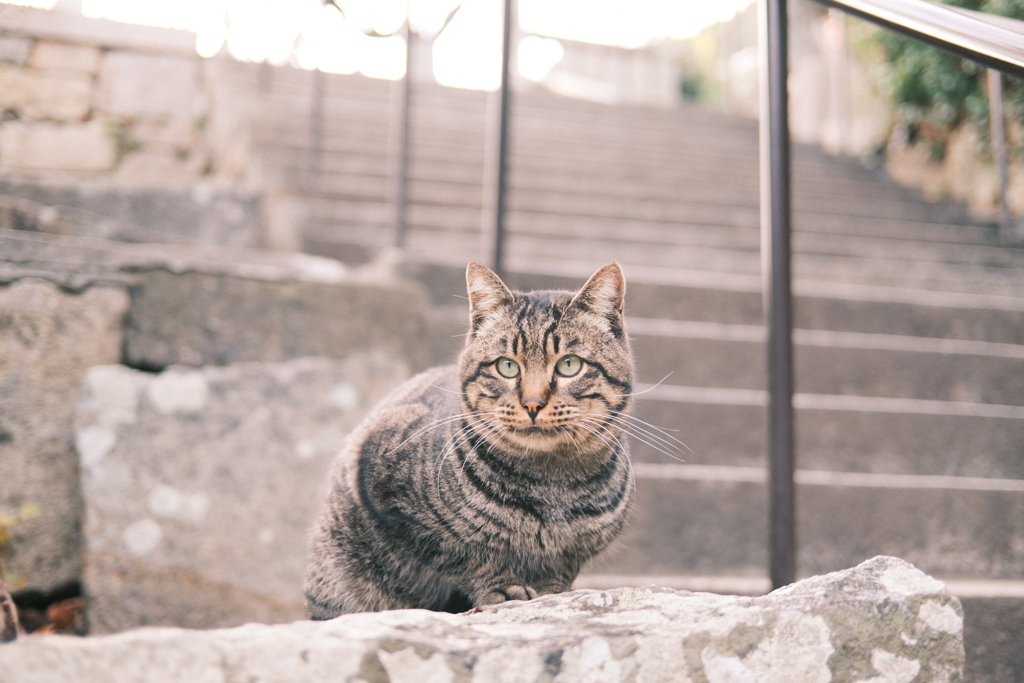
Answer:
0;229;430;603
79;358;408;632
0;5;264;249
0;5;230;183
0;556;965;682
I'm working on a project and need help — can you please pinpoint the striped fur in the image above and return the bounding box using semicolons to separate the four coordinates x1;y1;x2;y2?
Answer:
304;262;634;616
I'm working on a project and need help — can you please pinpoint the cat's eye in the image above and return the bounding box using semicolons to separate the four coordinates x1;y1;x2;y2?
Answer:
495;357;520;378
555;355;582;377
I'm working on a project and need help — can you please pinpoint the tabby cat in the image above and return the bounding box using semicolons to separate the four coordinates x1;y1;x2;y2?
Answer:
304;261;634;616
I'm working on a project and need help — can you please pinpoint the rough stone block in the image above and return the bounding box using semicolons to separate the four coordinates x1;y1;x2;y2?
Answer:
125;269;431;371
76;357;409;633
28;40;101;74
0;182;261;248
0;557;963;681
0;63;92;120
0;230;431;372
0;121;116;172
97;51;198;120
0;279;129;593
0;36;32;66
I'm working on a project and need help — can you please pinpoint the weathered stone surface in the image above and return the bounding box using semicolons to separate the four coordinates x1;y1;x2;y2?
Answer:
0;557;963;682
97;51;198;120
0;121;115;171
0;183;261;248
0;279;129;592
28;40;101;73
76;357;409;633
125;269;430;370
1;229;431;371
0;63;92;120
0;36;32;66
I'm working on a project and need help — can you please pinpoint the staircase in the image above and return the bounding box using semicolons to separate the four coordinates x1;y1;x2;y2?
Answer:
223;60;1024;680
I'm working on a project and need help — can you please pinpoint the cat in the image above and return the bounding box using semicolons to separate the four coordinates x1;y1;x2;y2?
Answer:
304;261;634;616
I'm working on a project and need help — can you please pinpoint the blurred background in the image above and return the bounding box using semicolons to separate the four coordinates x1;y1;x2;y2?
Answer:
1;0;1023;679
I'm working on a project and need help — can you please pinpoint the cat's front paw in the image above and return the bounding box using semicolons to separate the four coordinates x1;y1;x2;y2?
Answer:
479;585;538;605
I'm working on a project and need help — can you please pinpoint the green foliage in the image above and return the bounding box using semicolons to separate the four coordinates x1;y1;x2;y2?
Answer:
877;0;1024;159
679;74;705;102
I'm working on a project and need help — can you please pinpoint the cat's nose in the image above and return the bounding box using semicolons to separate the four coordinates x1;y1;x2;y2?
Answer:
522;398;546;421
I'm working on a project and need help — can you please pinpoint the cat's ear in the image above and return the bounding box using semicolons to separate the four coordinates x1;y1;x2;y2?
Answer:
466;261;514;336
567;262;625;323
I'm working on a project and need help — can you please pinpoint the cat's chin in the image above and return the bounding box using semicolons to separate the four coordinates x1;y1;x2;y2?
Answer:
507;426;562;445
498;426;608;462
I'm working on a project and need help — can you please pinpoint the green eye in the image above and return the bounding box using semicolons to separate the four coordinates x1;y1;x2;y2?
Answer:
495;357;520;378
555;355;582;377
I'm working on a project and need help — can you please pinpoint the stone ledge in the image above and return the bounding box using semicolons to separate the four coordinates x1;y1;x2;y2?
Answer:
0;556;963;682
0;5;196;57
0;229;432;372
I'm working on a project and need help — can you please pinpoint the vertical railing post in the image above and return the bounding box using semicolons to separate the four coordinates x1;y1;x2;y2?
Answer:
759;0;796;590
393;8;413;249
988;68;1011;244
307;68;325;181
482;0;514;279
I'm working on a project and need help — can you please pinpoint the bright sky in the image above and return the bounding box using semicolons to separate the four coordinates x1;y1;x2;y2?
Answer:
4;0;755;90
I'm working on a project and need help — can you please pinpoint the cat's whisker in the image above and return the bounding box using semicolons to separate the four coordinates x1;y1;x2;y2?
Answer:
609;410;691;452
573;420;619;455
598;413;690;458
599;412;690;457
389;412;487;456
433;414;493;469
434;416;493;494
429;384;464;395
584;417;680;461
558;426;585;460
572;420;637;493
615;372;673;398
583;415;687;464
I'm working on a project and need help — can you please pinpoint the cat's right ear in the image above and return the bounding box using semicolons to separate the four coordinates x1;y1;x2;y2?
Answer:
466;261;513;337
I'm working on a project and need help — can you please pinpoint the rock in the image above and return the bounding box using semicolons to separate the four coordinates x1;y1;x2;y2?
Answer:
0;63;92;121
0;279;129;592
124;269;430;370
0;557;963;681
0;182;261;248
0;230;432;371
28;41;101;74
97;51;198;121
0;36;32;66
76;357;410;633
0;230;430;599
0;121;116;172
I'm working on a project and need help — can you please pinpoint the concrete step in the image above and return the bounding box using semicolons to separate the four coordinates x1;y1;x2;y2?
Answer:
254;125;962;208
633;396;1024;477
594;475;1024;580
277;163;979;231
425;304;1024;479
627;327;1024;406
310;224;1024;298
444;263;1024;343
295;188;990;250
294;197;993;266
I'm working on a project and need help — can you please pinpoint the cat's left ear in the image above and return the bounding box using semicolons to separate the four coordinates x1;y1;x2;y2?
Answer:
567;262;625;326
466;261;514;337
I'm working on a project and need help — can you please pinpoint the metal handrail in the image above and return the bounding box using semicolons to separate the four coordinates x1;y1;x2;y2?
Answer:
812;0;1024;79
761;0;1024;589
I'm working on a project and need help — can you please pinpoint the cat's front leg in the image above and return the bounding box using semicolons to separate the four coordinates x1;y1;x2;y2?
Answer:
472;568;576;606
478;584;539;606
